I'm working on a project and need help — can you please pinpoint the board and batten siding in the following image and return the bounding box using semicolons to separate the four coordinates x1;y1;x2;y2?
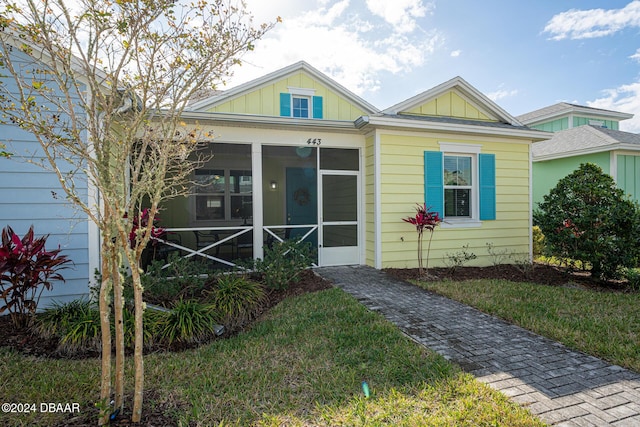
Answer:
377;132;531;268
206;71;367;121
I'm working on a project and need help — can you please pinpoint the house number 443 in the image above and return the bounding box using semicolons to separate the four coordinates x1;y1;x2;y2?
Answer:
306;138;322;145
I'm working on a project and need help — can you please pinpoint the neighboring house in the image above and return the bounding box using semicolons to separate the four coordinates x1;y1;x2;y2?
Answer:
159;61;548;268
0;41;100;307
517;103;639;207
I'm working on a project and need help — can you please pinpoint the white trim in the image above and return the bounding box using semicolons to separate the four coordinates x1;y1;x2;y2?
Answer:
288;87;316;97
374;130;382;269
439;142;482;154
441;220;482;229
251;143;263;260
528;143;533;261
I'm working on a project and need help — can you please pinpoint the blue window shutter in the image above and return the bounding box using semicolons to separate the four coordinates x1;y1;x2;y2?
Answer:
312;96;323;119
479;153;496;220
280;93;291;117
424;151;444;218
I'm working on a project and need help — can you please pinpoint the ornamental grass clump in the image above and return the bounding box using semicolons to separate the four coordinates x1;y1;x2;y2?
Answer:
402;203;442;277
0;225;71;327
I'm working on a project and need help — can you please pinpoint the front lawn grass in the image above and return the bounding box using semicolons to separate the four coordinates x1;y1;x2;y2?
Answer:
416;279;640;373
0;288;543;426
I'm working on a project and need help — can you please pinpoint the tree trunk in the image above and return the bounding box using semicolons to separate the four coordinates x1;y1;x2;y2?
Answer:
98;243;112;426
112;250;125;416
130;263;145;423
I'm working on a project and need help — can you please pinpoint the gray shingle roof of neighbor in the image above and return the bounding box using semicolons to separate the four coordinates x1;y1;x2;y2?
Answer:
517;102;634;124
532;125;640;158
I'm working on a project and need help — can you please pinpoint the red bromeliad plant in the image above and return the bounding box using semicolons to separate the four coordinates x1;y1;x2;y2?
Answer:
0;225;71;327
402;203;442;277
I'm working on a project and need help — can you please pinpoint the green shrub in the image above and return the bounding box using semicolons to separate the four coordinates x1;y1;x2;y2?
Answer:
35;299;158;354
534;163;640;281
142;253;210;302
35;299;101;354
155;299;220;346
205;274;265;328
248;240;314;290
532;226;545;258
443;244;476;272
624;268;640;292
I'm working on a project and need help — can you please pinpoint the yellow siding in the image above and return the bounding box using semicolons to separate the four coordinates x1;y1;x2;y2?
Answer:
403;90;494;121
378;133;531;268
365;135;375;267
206;71;367;121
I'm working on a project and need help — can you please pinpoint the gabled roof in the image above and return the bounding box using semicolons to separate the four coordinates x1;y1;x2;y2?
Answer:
187;61;379;115
532;125;640;160
517;102;633;125
381;76;524;126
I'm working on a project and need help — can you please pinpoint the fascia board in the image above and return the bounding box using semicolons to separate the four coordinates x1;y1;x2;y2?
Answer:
366;115;549;141
532;145;622;162
177;110;360;132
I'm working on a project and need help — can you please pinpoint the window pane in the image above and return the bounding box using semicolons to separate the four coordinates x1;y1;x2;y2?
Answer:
320;148;359;170
196;195;224;220
231;196;253;221
195;169;225;193
293;97;309;118
322;175;357;222
445;189;471;217
444;156;472;186
323;225;357;247
230;170;252;194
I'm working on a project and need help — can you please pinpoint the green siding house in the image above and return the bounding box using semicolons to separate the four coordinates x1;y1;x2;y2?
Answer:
517;103;639;207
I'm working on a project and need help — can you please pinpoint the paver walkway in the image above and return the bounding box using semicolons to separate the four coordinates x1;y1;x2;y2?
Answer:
314;265;640;427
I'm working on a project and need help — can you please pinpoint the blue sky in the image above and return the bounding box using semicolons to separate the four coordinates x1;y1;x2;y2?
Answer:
228;0;640;131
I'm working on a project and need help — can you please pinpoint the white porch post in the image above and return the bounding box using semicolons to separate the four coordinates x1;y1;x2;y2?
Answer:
252;143;264;260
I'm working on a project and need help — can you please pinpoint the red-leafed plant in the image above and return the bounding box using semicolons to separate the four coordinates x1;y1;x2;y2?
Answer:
402;203;442;277
0;225;71;327
128;208;166;249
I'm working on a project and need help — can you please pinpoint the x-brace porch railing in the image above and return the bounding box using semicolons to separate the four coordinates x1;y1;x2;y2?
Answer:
151;226;252;268
150;224;319;269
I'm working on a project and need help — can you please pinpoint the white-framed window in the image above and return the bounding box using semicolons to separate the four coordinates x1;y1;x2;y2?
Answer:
424;142;495;228
292;95;310;118
194;169;252;222
443;154;475;219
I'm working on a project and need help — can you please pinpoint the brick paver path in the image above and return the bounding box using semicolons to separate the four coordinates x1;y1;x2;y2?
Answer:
315;265;640;426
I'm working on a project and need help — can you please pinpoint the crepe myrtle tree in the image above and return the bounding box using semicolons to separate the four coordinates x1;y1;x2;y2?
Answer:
0;0;275;423
534;163;640;281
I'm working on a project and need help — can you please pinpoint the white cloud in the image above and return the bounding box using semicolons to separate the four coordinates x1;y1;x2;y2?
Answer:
544;1;640;40
450;49;461;57
227;0;442;97
630;48;640;62
365;0;433;33
587;82;640;132
486;88;518;102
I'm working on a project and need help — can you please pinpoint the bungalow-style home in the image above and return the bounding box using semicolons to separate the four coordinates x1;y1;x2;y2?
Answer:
158;61;548;269
517;103;639;206
1;58;549;307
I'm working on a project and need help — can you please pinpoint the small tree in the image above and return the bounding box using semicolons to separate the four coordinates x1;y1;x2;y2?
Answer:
0;1;274;423
534;163;640;281
402;203;441;277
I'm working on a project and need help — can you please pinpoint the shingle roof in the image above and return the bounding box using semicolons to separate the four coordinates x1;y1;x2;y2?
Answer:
532;125;640;158
517;102;633;125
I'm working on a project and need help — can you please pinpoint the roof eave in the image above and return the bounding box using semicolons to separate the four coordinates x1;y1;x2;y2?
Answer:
177;111;360;132
366;115;549;141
